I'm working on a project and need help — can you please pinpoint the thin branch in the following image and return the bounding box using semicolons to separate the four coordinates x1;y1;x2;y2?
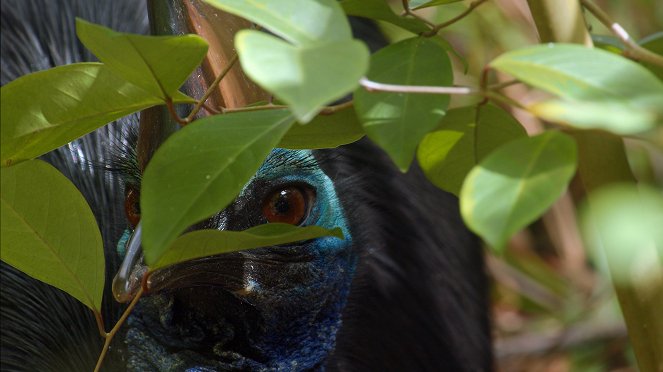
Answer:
495;320;627;358
488;79;521;91
221;104;289;114
201;101;221;115
185;54;239;122
220;101;352;116
359;77;477;95
483;90;527;110
93;279;146;372
581;0;663;67
319;100;353;115
401;0;436;28
165;98;189;125
422;0;490;37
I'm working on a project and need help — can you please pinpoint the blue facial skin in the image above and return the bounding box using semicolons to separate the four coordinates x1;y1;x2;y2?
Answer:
122;149;356;371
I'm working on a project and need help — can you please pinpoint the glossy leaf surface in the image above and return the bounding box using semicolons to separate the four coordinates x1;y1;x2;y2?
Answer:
0;63;192;167
340;0;428;34
236;30;369;123
418;104;526;195
490;44;663;134
76;18;208;100
354;37;453;171
205;0;351;46
460;132;577;250
279;107;364;149
0;160;104;311
141;110;296;265
153;224;343;269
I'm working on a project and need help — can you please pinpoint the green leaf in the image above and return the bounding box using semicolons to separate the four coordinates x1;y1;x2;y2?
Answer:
460;131;577;250
639;32;663;80
581;184;663;285
490;44;663;134
340;0;428;34
141;109;296;265
0;160;104;311
278;107;364;149
236;30;369;123
204;0;351;46
152;224;343;269
76;18;208;100
354;37;453;171
409;0;464;10
591;34;625;54
418;104;527;195
0;63;192;167
530;100;656;134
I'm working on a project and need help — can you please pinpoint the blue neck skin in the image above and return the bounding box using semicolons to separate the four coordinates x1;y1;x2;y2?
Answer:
120;149;355;371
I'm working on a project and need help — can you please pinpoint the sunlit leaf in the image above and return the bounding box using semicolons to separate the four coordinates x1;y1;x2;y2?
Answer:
0;63;192;167
581;184;663;286
141;109;296;265
76;18;208;100
0;160;104;311
279;107;364;149
354;37;453;171
409;0;464;10
236;30;369;123
460;131;577;251
491;44;663;134
341;0;428;34
204;0;351;46
152;224;343;269
418;104;526;195
530;100;656;134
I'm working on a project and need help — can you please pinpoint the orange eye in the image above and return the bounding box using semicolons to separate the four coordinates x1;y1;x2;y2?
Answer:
124;187;141;228
262;186;312;225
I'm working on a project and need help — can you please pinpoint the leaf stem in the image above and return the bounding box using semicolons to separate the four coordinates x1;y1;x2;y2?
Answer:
220;101;353;116
185;54;239;122
483;90;527;110
359;77;477;94
488;79;521;91
580;0;663;67
400;0;436;28
165;98;189;125
94;310;106;338
93;277;146;372
319;100;353;115
422;0;489;37
221;104;288;114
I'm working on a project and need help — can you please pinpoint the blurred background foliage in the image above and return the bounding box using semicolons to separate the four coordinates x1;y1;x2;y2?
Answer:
381;1;662;371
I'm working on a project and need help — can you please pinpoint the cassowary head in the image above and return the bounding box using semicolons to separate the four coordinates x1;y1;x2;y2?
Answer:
115;148;357;370
1;0;492;371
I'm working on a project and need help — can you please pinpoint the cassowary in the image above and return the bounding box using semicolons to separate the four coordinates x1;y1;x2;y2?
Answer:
0;0;492;370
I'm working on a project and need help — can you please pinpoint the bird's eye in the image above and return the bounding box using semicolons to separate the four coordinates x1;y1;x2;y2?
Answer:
124;186;141;228
262;185;314;225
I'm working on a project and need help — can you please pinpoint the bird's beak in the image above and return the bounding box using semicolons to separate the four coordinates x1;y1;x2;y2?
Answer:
112;222;147;303
112;222;247;303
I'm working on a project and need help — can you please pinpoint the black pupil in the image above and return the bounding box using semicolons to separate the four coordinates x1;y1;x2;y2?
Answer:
274;190;291;215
